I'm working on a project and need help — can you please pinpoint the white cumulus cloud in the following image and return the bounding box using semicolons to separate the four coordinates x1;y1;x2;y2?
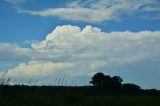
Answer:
5;61;73;77
31;25;160;64
0;43;31;61
1;25;160;84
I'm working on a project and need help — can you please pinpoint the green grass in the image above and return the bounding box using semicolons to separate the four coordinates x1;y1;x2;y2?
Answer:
0;86;160;106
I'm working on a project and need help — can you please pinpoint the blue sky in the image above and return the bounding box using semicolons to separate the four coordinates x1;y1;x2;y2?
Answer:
0;0;160;89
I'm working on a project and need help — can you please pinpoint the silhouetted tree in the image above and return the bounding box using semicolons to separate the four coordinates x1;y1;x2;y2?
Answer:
89;72;151;94
111;76;123;89
103;75;112;89
90;72;107;87
90;72;123;90
123;83;141;93
142;89;160;95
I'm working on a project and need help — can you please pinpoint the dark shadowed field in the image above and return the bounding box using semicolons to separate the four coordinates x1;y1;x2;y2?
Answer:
0;85;160;106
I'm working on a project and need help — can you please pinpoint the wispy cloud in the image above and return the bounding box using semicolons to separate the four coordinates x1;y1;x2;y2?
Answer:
144;6;160;12
15;0;160;23
4;0;27;5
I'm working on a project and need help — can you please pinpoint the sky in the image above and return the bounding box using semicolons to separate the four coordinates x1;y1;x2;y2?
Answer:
0;0;160;89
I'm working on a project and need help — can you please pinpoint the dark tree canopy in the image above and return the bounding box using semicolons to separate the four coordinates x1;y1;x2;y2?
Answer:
89;72;107;87
90;72;123;90
123;83;141;93
111;76;123;89
90;72;143;93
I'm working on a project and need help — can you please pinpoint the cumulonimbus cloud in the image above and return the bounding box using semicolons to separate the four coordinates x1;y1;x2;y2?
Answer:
1;25;160;84
16;0;160;23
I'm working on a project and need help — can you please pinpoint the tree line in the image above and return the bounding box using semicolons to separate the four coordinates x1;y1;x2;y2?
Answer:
0;72;159;95
89;72;153;94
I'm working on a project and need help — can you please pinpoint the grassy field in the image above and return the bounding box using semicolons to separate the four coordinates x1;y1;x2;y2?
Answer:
0;86;160;106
